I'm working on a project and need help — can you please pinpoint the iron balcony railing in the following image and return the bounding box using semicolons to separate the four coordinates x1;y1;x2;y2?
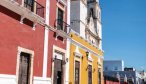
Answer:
55;19;70;33
15;0;44;18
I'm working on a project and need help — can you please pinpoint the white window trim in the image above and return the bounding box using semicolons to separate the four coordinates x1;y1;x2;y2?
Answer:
16;46;34;84
74;54;82;84
56;3;66;24
98;58;102;68
55;4;66;40
88;53;93;62
87;53;93;84
58;0;67;6
73;46;82;58
51;45;66;84
87;63;93;84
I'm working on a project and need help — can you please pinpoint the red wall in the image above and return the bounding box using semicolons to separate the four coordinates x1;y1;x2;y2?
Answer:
104;80;120;84
47;0;67;77
104;78;120;84
0;5;45;77
0;0;68;78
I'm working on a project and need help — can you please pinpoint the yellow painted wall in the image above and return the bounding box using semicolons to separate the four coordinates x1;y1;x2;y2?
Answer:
69;44;76;84
69;33;104;84
70;33;104;56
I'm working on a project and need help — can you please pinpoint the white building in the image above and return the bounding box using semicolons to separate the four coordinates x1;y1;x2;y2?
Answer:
104;60;144;84
70;0;102;49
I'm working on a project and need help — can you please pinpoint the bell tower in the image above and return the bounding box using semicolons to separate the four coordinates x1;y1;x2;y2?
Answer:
87;0;98;34
86;0;102;48
70;0;102;49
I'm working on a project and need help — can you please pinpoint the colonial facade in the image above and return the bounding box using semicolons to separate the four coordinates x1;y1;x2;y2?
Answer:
0;0;70;84
69;0;104;84
0;0;47;83
47;0;70;84
0;0;103;84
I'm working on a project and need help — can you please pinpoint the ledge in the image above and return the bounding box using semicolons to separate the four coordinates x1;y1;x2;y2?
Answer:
0;0;45;26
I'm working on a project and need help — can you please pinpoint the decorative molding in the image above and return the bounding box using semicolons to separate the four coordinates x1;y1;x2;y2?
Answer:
54;52;63;60
71;37;104;59
73;46;82;58
53;45;66;55
98;58;102;65
74;52;82;58
88;53;93;62
16;47;34;84
85;27;101;40
70;31;104;52
58;0;67;6
52;45;66;84
57;2;66;11
98;58;102;68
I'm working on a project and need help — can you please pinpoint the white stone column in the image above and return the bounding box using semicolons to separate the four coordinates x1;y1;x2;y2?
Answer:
65;38;71;84
42;0;50;78
65;0;71;84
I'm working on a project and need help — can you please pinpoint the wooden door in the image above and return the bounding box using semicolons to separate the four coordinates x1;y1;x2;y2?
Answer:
88;65;92;84
75;61;80;84
18;52;30;84
53;59;63;84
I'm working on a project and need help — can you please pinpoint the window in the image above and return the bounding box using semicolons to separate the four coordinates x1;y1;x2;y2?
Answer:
57;8;64;30
105;66;108;71
24;0;34;11
23;0;45;18
88;65;92;84
98;68;101;84
114;66;118;71
87;0;95;4
75;61;80;84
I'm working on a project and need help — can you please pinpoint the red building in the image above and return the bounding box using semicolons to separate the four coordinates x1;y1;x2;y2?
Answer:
104;75;120;84
47;0;70;84
0;0;70;84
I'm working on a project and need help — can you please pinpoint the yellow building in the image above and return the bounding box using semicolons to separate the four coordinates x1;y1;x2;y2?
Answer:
68;0;104;84
69;33;104;84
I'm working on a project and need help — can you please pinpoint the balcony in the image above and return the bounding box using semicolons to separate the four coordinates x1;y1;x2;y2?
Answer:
54;19;70;38
0;0;45;26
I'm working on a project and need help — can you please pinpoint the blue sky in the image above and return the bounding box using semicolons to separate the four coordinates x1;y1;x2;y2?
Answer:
100;0;146;70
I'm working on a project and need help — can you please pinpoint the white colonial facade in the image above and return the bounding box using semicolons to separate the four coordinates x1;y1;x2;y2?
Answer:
70;0;102;49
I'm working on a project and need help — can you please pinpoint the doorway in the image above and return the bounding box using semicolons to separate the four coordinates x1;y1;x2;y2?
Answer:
18;52;31;84
53;59;63;84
